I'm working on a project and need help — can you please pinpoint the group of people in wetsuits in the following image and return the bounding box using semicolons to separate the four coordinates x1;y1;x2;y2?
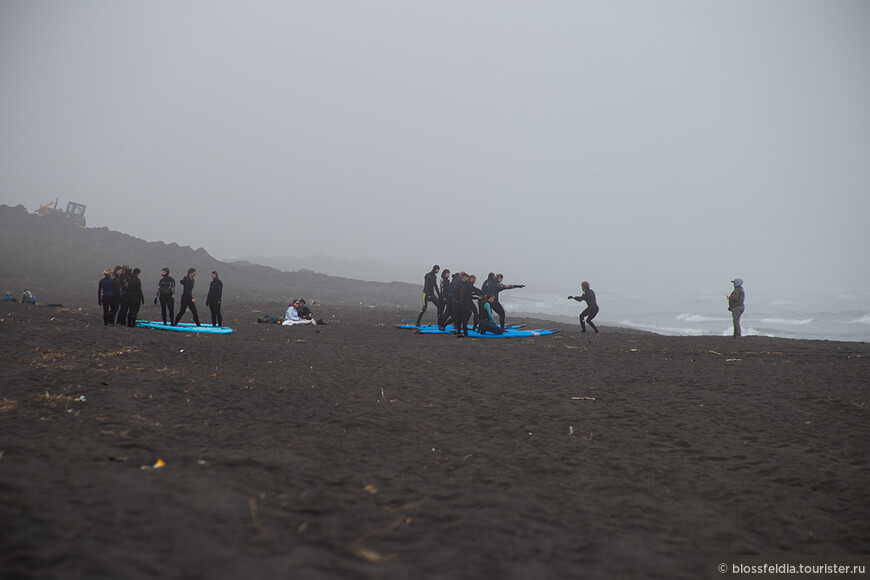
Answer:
98;266;224;328
415;265;525;337
415;264;602;335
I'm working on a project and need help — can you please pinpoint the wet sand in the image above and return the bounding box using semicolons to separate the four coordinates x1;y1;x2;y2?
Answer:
1;300;868;579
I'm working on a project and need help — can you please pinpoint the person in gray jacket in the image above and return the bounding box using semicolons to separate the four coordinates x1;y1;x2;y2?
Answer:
727;278;745;337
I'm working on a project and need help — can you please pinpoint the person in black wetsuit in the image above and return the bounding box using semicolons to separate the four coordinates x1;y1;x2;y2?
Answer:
439;272;461;331
415;265;441;326
126;268;145;327
154;268;176;325
116;266;131;325
110;266;123;323
97;268;119;326
436;269;451;330
449;272;464;334
568;281;599;333
491;273;525;331
174;268;201;326
478;273;497;329
455;273;477;337
206;271;223;327
467;274;483;331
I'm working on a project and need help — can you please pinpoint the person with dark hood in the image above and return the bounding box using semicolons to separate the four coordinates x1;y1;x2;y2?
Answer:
480;272;496;295
206;271;223;327
174;268;200;326
154;268;176;325
415;265;441;326
727;278;745;337
568;281;599;333
98;268;119;326
125;268;145;327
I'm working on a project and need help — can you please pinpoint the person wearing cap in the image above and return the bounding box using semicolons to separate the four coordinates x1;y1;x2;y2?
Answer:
98;269;119;326
727;278;745;337
206;271;223;327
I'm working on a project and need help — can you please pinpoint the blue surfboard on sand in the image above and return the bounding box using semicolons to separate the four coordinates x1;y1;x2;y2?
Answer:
396;323;555;338
136;321;233;334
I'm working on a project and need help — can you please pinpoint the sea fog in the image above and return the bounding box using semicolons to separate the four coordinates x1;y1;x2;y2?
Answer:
499;288;870;343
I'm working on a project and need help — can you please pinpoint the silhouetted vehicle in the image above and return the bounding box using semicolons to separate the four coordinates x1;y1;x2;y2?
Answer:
34;199;87;227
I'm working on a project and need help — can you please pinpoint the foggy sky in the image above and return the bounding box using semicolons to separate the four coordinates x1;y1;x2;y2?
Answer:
2;0;868;295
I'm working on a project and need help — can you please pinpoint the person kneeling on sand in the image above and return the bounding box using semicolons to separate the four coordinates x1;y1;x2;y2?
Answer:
282;300;316;326
478;295;504;335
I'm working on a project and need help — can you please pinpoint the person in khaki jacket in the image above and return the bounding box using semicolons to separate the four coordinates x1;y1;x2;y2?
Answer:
727;278;745;337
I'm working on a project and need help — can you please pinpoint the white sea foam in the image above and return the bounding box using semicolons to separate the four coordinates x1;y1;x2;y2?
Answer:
676;313;729;323
619;320;711;336
758;318;814;326
504;289;870;342
743;327;777;338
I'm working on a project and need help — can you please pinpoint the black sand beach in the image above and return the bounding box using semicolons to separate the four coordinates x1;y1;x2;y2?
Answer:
1;299;868;579
1;207;869;578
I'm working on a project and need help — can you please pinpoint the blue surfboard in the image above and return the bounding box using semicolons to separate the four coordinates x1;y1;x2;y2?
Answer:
396;323;554;338
136;320;233;334
396;324;525;331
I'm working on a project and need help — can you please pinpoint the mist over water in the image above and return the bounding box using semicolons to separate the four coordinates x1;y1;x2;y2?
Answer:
1;2;867;314
499;287;870;343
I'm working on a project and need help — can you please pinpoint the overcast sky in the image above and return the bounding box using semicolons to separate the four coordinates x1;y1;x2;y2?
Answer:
2;0;868;294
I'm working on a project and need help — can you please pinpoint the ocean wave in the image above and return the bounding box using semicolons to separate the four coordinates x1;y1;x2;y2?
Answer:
619;320;712;336
743;327;777;338
676;313;729;323
758;318;814;326
850;314;870;325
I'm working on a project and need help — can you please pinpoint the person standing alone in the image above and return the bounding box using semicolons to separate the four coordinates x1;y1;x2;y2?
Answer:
727;278;745;337
568;281;599;333
174;268;201;326
206;271;223;327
